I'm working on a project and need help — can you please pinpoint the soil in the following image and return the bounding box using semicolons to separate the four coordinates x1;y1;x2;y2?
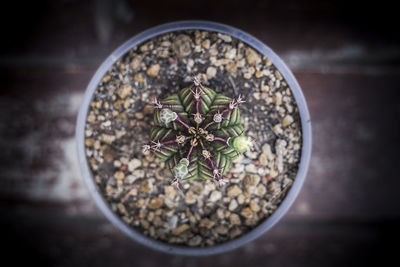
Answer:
84;30;302;247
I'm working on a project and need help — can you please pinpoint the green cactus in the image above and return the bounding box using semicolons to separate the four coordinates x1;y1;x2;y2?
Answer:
143;77;252;187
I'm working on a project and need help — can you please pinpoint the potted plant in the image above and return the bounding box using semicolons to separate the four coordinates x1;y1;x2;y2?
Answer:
76;20;311;256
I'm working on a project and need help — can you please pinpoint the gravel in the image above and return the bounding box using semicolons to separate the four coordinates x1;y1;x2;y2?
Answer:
84;30;302;247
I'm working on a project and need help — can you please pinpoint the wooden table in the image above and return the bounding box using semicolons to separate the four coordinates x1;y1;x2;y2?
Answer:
1;0;399;266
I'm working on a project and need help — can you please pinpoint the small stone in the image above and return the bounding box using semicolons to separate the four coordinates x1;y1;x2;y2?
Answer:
283;178;292;188
101;134;115;144
164;198;175;209
132;169;145;179
188;235;202;246
227;185;243;197
199;218;215;229
256;184;267;196
140;181;153;193
153;216;162;227
122;187;138;202
218;33;232;42
209;44;219;56
159;49;169;58
164;185;177;200
258;153;268;166
236;58;245;68
214;225;228;235
117;203;127;214
135;112;144;119
147;212;154;222
130;56;142;70
161;41;171;47
270;168;279;178
146;64;160;77
231;163;244;173
148;197;163;209
237;194;245;204
275;92;283;106
134;73;144;83
268;181;280;194
243;175;260;186
168;215;178;229
245;164;257;173
185;190;196;204
216;208;225;219
173;34;192;57
102;120;112;128
225;48;236;59
209;191;222;202
143;104;154;114
245;48;261;66
87;113;96;123
102;75;111;83
128;158;141;172
201;39;210;49
240;207;253;219
172;224;190;235
230;214;241;225
243;72;252;79
85;138;95;147
245;217;258;226
283;115;294;127
275;70;283;80
117;84;132;99
206;66;217;79
140;43;149;52
261;82;270;92
229;199;238;211
141;220;150;230
250;200;260;212
262;143;274;161
204;182;216;193
257;167;265;175
114;171;125;181
226;61;237;73
191;182;204;195
275;139;287;173
136;198;145;209
230;227;242;239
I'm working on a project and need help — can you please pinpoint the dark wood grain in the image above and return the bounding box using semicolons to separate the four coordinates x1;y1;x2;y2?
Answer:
2;209;395;267
1;0;399;266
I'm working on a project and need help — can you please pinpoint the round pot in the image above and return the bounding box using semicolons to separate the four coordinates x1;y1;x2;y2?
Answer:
76;20;312;256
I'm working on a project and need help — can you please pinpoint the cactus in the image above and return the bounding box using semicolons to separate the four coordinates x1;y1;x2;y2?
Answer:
143;77;252;188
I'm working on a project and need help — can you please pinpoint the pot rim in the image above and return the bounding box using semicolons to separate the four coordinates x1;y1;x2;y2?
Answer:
76;20;312;256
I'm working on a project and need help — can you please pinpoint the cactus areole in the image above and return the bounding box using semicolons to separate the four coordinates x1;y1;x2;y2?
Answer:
143;77;252;188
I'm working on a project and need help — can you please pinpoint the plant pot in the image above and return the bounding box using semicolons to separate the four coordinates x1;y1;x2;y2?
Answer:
76;20;312;256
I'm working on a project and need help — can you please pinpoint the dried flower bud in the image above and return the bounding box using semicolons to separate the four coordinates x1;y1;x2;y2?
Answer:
159;108;177;125
213;112;223;123
202;149;211;159
230;136;253;153
188;127;196;135
205;133;214;142
190;138;198;147
193;112;203;124
176;135;186;144
172;158;189;180
198;128;208;136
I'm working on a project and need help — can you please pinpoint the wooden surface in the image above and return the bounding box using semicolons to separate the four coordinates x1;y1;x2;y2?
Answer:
1;0;399;266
